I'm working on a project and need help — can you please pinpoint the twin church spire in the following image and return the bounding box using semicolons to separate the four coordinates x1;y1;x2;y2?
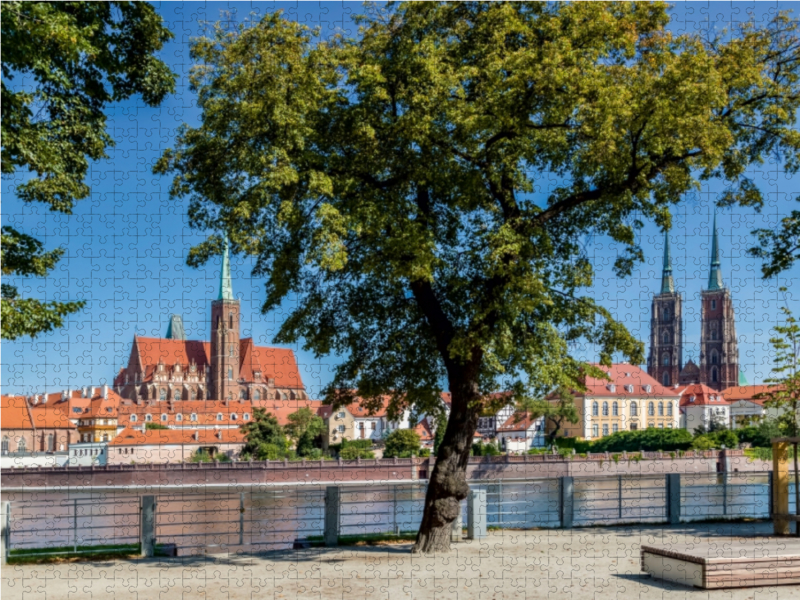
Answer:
659;214;724;296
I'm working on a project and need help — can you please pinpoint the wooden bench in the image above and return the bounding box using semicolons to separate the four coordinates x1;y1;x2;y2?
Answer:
641;537;800;589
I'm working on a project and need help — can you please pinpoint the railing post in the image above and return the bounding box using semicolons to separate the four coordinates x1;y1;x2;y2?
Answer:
73;498;78;553
1;502;9;563
239;492;245;546
666;473;681;525
393;485;398;535
467;488;487;540
324;486;340;547
560;476;574;528
618;476;623;520
140;496;156;557
722;472;728;517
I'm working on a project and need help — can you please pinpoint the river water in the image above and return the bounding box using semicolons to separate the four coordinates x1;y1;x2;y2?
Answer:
4;472;793;554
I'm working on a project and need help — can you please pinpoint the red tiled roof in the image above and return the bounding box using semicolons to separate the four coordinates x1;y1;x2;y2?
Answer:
415;418;434;441
721;384;779;404
679;384;729;407
109;427;245;447
498;411;539;432
117;399;322;427
134;337;211;372
29;405;76;429
0;396;33;430
580;364;681;398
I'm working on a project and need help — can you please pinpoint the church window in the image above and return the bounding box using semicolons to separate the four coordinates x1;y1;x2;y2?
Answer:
254;390;260;401
662;331;670;344
174;389;181;401
231;413;237;421
662;372;670;386
667;403;673;416
592;401;599;416
648;402;655;416
602;402;609;416
710;322;717;341
711;300;717;310
18;437;27;452
662;352;670;366
130;415;137;422
47;434;54;452
290;391;296;400
658;402;664;416
228;368;233;380
275;391;281;400
711;351;718;365
630;402;638;416
612;402;618;416
663;308;670;321
160;389;167;401
145;414;152;422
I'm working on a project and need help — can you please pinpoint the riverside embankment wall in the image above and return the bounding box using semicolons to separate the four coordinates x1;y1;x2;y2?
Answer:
0;449;771;491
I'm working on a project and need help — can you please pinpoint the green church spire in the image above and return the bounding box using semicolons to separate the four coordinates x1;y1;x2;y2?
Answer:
660;231;675;294
219;235;234;300
707;213;724;291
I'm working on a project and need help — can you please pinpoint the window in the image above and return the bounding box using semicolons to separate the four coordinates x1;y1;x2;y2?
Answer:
602;402;609;416
630;402;638;417
190;390;197;401
161;414;168;422
217;413;223;421
689;395;696;403
648;402;655;416
282;393;288;400
658;402;664;416
630;423;638;431
371;422;376;430
254;390;260;401
662;372;670;386
711;350;718;365
592;424;599;438
667;403;673;416
659;423;664;429
602;424;609;437
160;389;167;401
130;414;137;422
612;402;618;416
240;389;246;400
710;322;717;341
244;413;250;421
228;368;233;380
174;390;181;401
18;437;26;452
662;331;670;344
662;352;670;366
229;344;234;357
668;423;673;428
337;411;346;419
231;413;237;421
592;401;599;416
711;367;718;383
644;385;652;393
612;424;618;434
46;433;54;451
190;413;197;422
145;414;152;422
229;314;233;329
176;414;183;422
102;434;109;442
711;299;717;310
648;422;654;429
338;425;346;433
3;436;10;453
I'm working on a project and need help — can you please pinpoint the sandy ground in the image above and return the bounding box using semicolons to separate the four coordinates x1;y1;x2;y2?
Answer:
2;522;797;600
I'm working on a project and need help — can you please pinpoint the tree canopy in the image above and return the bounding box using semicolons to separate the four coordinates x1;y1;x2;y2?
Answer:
1;1;175;340
157;2;800;552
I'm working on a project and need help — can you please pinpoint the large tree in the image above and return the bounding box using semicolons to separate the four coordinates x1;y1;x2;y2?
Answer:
1;1;175;339
156;3;800;552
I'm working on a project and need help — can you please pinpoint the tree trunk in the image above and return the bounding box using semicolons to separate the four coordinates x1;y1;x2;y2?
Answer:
412;386;478;554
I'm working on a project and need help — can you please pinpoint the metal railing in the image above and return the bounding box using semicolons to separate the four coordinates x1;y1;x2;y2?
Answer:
3;471;788;559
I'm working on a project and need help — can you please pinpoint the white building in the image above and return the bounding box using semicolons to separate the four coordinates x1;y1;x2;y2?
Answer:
679;384;730;433
495;412;546;451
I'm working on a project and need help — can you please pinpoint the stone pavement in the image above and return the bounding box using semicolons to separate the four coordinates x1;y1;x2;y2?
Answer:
2;522;791;600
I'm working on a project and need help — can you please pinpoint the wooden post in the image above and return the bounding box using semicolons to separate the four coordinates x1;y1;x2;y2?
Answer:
773;441;790;535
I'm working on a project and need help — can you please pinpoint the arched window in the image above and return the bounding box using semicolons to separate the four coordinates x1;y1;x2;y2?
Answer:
145;414;152;422
244;413;250;421
47;434;54;452
711;350;718;365
662;352;670;366
602;402;609;416
130;414;138;422
229;314;233;329
275;391;281;400
658;402;664;416
662;372;670;386
160;389;167;401
630;402;638;417
229;344;234;357
161;414;168;422
18;437;26;452
592;401;599;416
231;413;237;421
648;402;655;416
254;390;260;401
663;308;670;321
612;402;618;416
228;368;233;380
281;392;288;400
191;413;197;422
667;402;673;416
240;389;247;400
662;331;670;344
174;389;181;401
217;413;223;421
710;322;717;341
176;414;183;422
190;390;196;401
711;367;718;383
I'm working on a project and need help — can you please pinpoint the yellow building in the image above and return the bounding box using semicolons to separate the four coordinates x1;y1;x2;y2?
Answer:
548;363;682;440
77;388;120;443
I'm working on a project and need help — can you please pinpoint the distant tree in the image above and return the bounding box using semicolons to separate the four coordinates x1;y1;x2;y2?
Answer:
241;409;287;457
1;1;175;340
285;406;325;456
526;390;580;444
384;429;422;459
591;428;693;453
157;3;800;553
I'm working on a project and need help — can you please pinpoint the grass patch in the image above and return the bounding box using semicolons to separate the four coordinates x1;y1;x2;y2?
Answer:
7;544;141;564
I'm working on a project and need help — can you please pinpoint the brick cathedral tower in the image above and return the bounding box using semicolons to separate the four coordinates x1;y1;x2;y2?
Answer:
699;214;739;391
210;237;240;401
648;232;683;387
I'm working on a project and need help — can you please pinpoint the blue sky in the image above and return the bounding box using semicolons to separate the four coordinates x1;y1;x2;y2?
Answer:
3;1;800;397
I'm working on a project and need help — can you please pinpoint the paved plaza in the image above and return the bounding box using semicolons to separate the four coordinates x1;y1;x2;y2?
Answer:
3;522;793;600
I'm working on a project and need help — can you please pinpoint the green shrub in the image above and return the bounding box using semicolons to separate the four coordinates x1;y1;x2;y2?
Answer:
590;429;693;453
384;429;421;458
256;443;284;460
692;434;715;450
340;446;374;460
712;429;739;449
471;440;502;456
418;448;431;457
145;422;169;430
342;439;373;450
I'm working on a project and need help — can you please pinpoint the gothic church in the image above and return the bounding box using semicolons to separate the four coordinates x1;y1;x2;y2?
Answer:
647;215;744;392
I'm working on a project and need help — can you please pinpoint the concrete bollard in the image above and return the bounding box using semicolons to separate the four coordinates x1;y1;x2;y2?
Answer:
666;473;681;525
467;489;487;540
140;496;156;557
324;486;340;547
560;476;574;528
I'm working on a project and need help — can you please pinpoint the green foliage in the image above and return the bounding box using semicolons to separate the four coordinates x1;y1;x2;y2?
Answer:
692;435;716;451
523;392;580;444
433;413;447;455
471;440;502;457
553;437;592;453
339;445;375;460
736;420;782;448
145;422;169;430
418;448;431;458
188;450;231;463
383;429;422;459
241;409;288;457
285;407;325;457
591;429;693;453
1;1;175;340
714;429;739;449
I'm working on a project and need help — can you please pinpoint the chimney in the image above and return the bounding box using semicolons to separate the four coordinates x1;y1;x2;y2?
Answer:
193;430;199;441
217;429;223;440
31;395;38;406
82;386;89;398
102;385;109;399
61;389;69;402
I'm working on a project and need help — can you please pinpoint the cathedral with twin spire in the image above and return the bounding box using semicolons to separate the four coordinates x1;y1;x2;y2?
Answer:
647;215;744;392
